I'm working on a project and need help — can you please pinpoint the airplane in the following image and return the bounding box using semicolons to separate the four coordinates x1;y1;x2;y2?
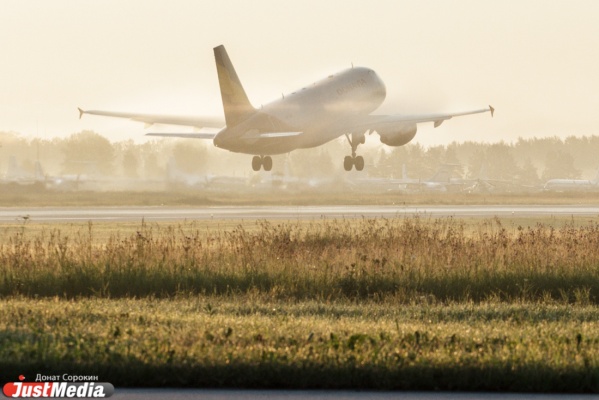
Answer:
79;45;494;172
543;167;599;191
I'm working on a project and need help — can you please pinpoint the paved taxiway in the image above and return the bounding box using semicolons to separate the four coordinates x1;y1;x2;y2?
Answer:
0;205;599;223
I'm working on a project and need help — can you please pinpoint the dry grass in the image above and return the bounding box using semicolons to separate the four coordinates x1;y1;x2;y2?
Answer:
2;217;599;391
1;217;598;302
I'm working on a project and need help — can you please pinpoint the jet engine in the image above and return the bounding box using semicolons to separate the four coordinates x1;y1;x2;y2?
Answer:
377;125;417;147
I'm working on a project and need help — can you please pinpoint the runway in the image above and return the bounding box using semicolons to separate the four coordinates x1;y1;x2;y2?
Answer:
0;205;599;223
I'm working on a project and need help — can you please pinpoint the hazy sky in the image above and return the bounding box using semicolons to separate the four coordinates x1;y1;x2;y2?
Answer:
1;0;599;147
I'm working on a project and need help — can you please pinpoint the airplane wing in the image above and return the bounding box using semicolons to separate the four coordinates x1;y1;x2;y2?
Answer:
396;105;494;127
145;131;302;140
78;108;225;129
346;105;494;132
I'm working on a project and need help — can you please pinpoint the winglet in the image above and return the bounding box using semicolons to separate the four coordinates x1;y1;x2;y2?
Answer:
78;107;85;119
489;105;495;118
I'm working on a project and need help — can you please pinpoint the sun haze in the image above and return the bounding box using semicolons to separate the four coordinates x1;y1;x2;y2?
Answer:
1;0;598;146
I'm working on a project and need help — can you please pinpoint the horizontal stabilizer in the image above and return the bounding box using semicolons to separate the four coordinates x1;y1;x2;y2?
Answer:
146;133;217;139
78;107;225;129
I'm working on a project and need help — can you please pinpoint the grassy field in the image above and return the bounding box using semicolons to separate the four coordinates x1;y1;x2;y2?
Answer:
1;216;599;391
2;297;598;391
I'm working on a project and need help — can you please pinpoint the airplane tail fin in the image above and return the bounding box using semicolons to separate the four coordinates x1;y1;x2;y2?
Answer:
429;165;452;183
213;45;255;127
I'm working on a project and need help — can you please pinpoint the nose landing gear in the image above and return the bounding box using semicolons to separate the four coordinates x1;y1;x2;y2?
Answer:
252;155;273;171
343;133;365;171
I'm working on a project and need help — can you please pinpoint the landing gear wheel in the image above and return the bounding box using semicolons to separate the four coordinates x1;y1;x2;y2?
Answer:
344;132;367;172
344;156;354;171
263;156;273;171
252;156;262;171
354;155;364;171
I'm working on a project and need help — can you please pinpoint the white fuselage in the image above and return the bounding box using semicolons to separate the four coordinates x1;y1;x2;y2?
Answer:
213;67;386;155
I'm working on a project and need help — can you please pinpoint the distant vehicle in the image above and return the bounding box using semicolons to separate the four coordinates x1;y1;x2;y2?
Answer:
543;168;599;191
79;45;493;172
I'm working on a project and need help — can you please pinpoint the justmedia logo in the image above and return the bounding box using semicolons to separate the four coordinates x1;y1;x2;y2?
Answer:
3;374;114;398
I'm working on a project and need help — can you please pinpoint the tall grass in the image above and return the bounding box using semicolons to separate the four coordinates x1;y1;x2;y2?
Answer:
1;217;598;303
2;218;599;391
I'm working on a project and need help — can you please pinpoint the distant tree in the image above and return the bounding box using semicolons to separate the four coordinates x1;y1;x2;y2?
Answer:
171;141;208;174
289;148;335;177
405;144;430;180
465;144;487;179
441;144;464;177
518;158;540;185
423;146;446;174
485;142;521;181
373;146;408;178
137;141;167;179
142;152;164;179
313;148;335;176
122;147;139;179
367;149;389;178
542;150;580;181
564;135;599;172
444;144;461;164
62;131;114;175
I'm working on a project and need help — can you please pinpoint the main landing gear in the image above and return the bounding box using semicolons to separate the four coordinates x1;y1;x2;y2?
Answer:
344;133;365;171
252;155;273;171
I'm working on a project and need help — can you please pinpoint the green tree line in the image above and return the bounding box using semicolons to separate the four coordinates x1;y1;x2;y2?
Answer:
1;131;598;184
